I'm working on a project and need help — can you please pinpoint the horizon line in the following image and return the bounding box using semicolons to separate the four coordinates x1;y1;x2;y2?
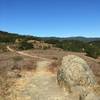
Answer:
0;30;100;38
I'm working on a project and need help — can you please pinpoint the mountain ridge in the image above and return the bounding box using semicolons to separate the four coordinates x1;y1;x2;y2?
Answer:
0;30;100;42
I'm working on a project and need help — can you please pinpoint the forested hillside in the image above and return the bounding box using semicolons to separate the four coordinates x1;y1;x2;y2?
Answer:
0;31;41;43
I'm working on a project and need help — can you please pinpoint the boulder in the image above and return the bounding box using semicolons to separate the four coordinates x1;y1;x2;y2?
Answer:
57;55;99;99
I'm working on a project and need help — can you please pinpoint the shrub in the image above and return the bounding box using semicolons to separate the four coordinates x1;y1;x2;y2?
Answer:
56;40;86;52
17;40;33;50
43;46;50;50
0;44;8;52
85;45;100;58
12;56;23;62
12;56;23;70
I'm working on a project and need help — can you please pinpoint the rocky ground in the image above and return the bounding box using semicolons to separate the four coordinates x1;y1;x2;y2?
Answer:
0;49;100;100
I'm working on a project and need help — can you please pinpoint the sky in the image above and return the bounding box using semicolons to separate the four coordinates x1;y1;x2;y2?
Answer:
0;0;100;37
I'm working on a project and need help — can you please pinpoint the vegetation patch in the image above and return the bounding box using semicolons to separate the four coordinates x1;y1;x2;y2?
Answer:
0;30;100;58
17;40;33;50
85;44;100;59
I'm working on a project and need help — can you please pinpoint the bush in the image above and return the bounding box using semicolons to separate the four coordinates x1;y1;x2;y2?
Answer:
85;45;100;58
56;40;86;52
11;56;23;70
17;40;33;50
0;44;8;52
12;56;23;62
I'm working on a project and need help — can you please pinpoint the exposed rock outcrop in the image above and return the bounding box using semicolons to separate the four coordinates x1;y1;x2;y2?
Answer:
57;55;100;100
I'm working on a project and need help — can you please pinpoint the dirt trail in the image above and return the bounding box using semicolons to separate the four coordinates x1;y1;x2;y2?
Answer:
7;46;67;100
9;60;68;100
6;46;100;100
7;46;53;61
7;46;66;100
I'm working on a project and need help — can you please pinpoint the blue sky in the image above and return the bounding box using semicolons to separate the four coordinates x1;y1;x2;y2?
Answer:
0;0;100;37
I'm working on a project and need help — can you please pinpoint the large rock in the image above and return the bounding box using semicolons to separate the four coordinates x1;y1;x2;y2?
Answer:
57;55;99;99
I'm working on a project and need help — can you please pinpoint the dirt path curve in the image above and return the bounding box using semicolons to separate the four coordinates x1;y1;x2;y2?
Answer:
7;46;53;61
6;46;68;100
8;60;69;100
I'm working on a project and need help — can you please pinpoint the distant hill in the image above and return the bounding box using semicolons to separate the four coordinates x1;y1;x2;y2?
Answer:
0;31;52;51
0;30;100;43
41;36;100;42
0;30;100;58
0;30;41;43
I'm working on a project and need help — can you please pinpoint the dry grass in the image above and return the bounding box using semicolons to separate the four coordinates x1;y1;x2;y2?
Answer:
24;49;100;84
0;49;100;99
0;52;37;99
48;61;58;74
